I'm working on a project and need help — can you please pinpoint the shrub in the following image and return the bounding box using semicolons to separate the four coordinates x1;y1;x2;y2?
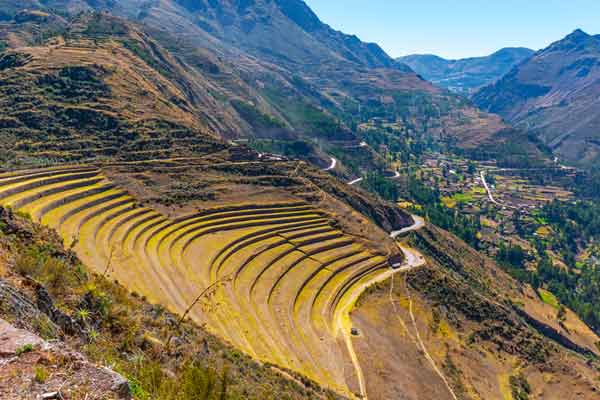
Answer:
34;366;48;384
42;257;72;292
16;343;34;355
15;210;32;220
32;315;58;339
509;373;531;400
14;248;40;277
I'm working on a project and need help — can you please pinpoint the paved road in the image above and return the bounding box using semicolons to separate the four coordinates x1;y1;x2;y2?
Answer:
480;170;517;210
348;170;399;186
390;215;425;239
324;157;337;171
348;177;364;185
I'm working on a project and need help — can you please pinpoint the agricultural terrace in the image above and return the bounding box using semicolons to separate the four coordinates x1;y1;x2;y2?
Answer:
0;164;399;397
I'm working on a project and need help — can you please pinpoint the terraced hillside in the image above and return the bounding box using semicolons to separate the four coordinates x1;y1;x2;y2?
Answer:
0;164;407;397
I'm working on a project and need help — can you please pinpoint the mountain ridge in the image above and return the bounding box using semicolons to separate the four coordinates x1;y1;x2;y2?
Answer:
473;29;600;166
399;47;534;95
0;1;524;174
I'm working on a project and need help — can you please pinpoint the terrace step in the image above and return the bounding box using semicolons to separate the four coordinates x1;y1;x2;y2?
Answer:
0;166;393;397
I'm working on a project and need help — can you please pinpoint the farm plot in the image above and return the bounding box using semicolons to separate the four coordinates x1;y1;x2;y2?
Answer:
0;165;394;397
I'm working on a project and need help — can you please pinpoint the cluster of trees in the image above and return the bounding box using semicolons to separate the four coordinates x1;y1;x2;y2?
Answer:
537;255;600;332
542;200;600;242
360;172;399;202
496;199;600;334
574;169;600;199
405;176;481;248
358;170;481;248
361;128;432;164
249;139;314;159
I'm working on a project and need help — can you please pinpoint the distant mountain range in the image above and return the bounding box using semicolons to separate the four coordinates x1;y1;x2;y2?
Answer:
473;29;600;166
399;47;534;95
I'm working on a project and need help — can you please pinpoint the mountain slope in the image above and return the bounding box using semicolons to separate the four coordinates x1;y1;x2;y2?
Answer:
399;47;534;95
0;5;597;400
0;14;233;167
0;1;523;175
353;225;600;399
473;30;600;166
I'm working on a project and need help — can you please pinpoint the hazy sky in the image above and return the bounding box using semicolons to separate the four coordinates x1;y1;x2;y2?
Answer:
304;0;600;59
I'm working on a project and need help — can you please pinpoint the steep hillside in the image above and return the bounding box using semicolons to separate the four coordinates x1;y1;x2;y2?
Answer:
0;206;344;399
0;153;414;398
474;30;600;166
352;225;600;399
0;2;521;175
3;162;598;399
399;47;534;95
0;13;233;167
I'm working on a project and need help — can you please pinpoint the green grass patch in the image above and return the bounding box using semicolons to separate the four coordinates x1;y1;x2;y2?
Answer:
16;343;34;355
231;100;285;130
538;288;560;309
442;192;474;208
441;196;456;209
451;192;474;204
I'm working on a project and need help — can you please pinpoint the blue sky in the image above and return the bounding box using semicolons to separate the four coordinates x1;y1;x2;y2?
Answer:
304;0;600;59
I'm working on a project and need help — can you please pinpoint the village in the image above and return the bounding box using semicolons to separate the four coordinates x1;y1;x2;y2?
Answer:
399;151;577;258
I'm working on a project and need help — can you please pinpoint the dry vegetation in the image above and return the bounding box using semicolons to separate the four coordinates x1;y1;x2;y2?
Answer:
351;225;600;399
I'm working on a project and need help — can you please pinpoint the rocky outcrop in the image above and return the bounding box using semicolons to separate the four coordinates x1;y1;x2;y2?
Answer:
35;284;81;336
0;318;131;399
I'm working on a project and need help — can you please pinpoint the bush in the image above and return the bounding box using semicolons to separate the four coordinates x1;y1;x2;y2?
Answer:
509;374;531;400
16;343;34;355
34;366;48;384
14;244;79;293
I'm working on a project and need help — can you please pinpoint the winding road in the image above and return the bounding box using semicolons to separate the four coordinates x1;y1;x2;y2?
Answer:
390;215;425;239
338;214;427;399
320;155;362;185
480;170;517;210
321;154;441;399
324;157;337;171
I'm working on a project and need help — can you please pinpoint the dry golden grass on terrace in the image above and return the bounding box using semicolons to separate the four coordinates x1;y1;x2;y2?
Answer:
0;163;401;398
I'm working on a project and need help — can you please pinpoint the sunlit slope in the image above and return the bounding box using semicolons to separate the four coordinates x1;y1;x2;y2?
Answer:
0;165;391;397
